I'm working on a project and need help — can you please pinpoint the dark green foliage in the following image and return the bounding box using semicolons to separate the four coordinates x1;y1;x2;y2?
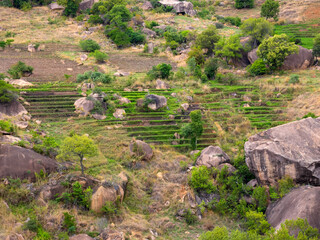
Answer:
235;0;254;9
247;59;267;76
88;15;104;25
261;0;279;20
55;181;92;210
90;0;126;15
63;0;81;17
188;47;205;65
289;74;299;84
189;166;215;193
195;25;220;55
23;218;40;232
76;71;113;84
181;110;204;149
145;20;159;29
91;100;105;115
215;22;224;29
313;34;320;58
184;209;198;225
33;136;59;158
0;80;18;103
126;28;145;44
215;73;238;85
252;186;268;212
204;58;218;80
0;41;6;50
7;61;33;79
147;63;172;80
79;39;101;52
303;112;317;119
62;212;77;234
220;16;242;27
150;0;161;8
101;200;117;216
106;4;132;23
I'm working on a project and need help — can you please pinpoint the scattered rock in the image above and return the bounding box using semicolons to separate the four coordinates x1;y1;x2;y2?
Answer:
27;44;36;53
216;163;236;176
266;186;320;231
196;146;230;168
129;140;153;161
243;95;252;102
79;0;94;11
245;117;320;185
190;150;200;157
181;103;189;111
141;1;153;10
74;97;94;116
80;54;88;61
169;114;175;120
247;179;258;188
37;44;45;51
48;2;65;10
0;135;21;144
118;97;131;105
156;79;170;89
70;234;94;240
186;96;193;102
114;70;130;77
112;109;125;119
159;0;196;16
8;79;33;87
147;42;154;53
248;48;258;64
171;92;177;98
92;114;106;120
99;228;125;240
145;94;167;110
0;144;58;180
5;234;24;240
15;121;28;129
91;185;119;213
142;28;157;38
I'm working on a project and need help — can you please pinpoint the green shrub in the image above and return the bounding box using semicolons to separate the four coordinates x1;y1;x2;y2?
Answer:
188;47;205;65
215;73;238;85
147;63;172;80
126;28;145;45
0;179;32;205
235;0;254;9
289;74;299;84
199;226;229;240
23;218;39;232
252;186;268;212
302;112;317;119
224;16;241;26
21;1;32;11
247;59;267;76
184;209;197;225
0;80;18;103
0;120;15;132
189;166;215;193
101;201;117;216
106;28;131;48
145;20;159;29
7;61;33;79
278;176;295;198
92;50;108;63
76;71;113;84
204;58;218;80
245;210;270;234
33;136;59;158
215;22;224;29
62;0;81;17
62;212;77;234
34;228;52;240
313;34;320;58
88;14;104;25
79;39;101;52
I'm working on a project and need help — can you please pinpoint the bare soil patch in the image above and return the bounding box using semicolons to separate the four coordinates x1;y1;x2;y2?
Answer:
0;44;96;82
108;53;177;73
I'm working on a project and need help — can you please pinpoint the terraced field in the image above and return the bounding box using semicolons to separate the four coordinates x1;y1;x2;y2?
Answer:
20;81;291;149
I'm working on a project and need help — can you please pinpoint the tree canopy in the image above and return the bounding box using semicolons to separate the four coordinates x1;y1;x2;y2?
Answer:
215;35;243;64
257;34;299;71
195;25;220;55
58;134;98;175
261;0;280;21
181;110;203;149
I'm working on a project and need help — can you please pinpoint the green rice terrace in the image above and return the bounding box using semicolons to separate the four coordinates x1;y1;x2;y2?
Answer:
20;81;291;150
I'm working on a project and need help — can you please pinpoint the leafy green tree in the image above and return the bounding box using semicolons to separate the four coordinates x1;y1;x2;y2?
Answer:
7;61;33;79
313;34;320;59
195;25;220;55
92;50;108;63
204;58;218;80
252;186;268;212
235;0;254;9
188;47;205;65
106;4;132;23
261;0;280;21
91;0;126;15
240;18;274;48
58;0;81;17
215;35;243;64
147;63;172;80
0;80;18;103
58;134;98;175
245;211;270;235
79;39;101;52
189;166;215;193
0;41;6;50
181;110;203;149
257;34;299;71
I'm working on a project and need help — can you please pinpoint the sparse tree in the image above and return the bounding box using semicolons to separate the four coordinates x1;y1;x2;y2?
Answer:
181;110;203;150
240;18;274;48
257;34;299;71
261;0;280;21
235;0;254;9
215;35;243;64
58;134;98;175
195;25;220;55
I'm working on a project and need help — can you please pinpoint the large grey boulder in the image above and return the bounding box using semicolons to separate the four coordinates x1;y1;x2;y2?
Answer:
79;0;94;11
129;140;153;161
196;146;230;168
245;117;320;185
74;97;94;116
48;2;65;10
141;1;153;10
159;0;196;16
266;186;320;231
248;46;314;70
142;28;157;38
0;100;28;117
0;144;58;180
145;94;167;110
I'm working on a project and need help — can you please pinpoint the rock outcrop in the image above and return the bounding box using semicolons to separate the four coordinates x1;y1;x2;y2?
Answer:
141;1;153;10
74;97;94;116
129;140;153;161
144;94;167;110
245;117;320;185
156;79;170;90
113;108;125;119
196;146;230;168
0;144;58;180
142;28;157;38
0;100;28;117
48;2;65;10
248;46;314;70
70;234;94;240
79;0;94;11
159;0;196;16
266;186;320;231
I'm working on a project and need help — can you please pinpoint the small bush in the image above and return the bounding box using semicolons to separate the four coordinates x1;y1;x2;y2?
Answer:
302;112;317;119
235;0;254;9
247;59;267;76
101;201;117;216
289;74;299;84
0;80;18;103
216;73;238;85
224;16;241;26
147;63;172;80
23;218;39;232
62;0;80;17
62;212;77;234
252;186;268;212
278;176;295;198
7;61;33;79
92;50;108;63
204;58;218;80
245;210;270;234
88;14;104;25
184;209;197;225
77;71;113;84
215;22;224;29
79;39;101;52
189;166;215;193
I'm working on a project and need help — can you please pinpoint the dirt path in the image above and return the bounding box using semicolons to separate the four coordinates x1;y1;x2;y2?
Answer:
0;44;95;82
